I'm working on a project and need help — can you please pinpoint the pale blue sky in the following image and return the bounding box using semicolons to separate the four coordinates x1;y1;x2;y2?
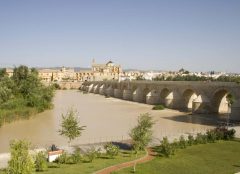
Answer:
0;0;239;72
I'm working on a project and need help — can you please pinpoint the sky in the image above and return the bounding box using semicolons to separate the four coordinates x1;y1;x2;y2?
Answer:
0;0;240;72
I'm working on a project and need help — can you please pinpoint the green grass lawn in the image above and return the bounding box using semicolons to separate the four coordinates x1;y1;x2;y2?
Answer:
0;150;145;174
0;150;146;174
114;140;240;174
42;150;145;174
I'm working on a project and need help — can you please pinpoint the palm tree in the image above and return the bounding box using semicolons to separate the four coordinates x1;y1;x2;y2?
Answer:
226;94;235;129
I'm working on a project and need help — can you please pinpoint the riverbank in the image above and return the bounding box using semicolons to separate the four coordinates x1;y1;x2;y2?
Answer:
0;106;40;127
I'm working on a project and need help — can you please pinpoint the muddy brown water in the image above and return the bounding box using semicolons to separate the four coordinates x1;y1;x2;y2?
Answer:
0;90;223;153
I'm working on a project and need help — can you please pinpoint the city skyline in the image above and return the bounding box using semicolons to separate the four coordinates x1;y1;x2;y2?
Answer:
0;0;240;72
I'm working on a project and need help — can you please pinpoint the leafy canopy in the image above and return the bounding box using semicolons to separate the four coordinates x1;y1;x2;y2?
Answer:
129;113;155;151
59;108;86;144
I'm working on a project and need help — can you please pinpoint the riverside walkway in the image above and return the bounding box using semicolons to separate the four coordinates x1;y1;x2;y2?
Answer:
94;148;155;174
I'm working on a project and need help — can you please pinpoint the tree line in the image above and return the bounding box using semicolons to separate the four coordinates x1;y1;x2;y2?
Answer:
152;74;240;83
0;66;55;127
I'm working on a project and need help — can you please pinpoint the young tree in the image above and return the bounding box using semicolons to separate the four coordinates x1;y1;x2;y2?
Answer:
7;140;35;174
129;113;155;172
130;113;155;151
59;108;86;146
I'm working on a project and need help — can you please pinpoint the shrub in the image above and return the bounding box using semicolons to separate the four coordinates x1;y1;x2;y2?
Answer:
56;152;68;164
71;148;82;164
206;130;217;143
55;149;83;165
178;135;187;148
214;128;225;140
172;139;179;149
85;148;100;163
152;105;165;110
195;133;205;144
7;140;35;174
224;129;236;140
52;83;61;90
35;151;48;172
187;135;194;146
213;128;235;140
104;143;119;159
158;137;175;157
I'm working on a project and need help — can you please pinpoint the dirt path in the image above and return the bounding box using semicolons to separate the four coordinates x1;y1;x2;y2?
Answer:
94;148;155;174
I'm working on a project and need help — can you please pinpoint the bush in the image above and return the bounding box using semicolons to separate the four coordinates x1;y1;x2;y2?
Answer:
152;105;165;110
35;151;48;172
52;83;61;90
178;136;187;149
56;152;68;164
224;129;236;140
206;130;217;143
213;128;235;140
104;143;119;159
7;140;35;174
85;148;100;163
71;148;82;164
55;149;83;165
187;135;194;146
158;137;175;157
195;133;207;144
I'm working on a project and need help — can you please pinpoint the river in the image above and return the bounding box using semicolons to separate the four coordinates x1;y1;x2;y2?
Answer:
0;90;221;153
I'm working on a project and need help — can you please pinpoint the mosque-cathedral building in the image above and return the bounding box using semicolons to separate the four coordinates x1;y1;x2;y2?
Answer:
38;60;122;82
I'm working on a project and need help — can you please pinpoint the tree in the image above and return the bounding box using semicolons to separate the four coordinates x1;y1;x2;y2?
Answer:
7;140;35;174
13;65;29;85
130;113;155;151
226;93;235;129
129;113;155;173
59;108;86;146
0;68;7;78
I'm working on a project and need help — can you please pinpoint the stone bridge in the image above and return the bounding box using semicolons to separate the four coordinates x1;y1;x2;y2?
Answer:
80;81;240;120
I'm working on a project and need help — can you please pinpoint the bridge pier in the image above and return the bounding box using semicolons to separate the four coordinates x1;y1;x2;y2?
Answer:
192;95;211;114
230;100;240;120
93;85;99;94
99;85;105;95
123;89;133;101
88;84;94;93
146;91;160;105
133;89;144;103
164;92;174;108
114;89;123;98
106;87;114;97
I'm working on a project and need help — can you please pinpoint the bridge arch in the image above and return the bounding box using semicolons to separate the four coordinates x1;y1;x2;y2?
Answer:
132;87;150;103
160;88;173;107
146;89;160;104
211;89;233;114
182;89;198;111
143;88;151;103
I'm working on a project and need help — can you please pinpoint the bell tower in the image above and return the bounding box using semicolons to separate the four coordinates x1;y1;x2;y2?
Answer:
92;58;96;71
